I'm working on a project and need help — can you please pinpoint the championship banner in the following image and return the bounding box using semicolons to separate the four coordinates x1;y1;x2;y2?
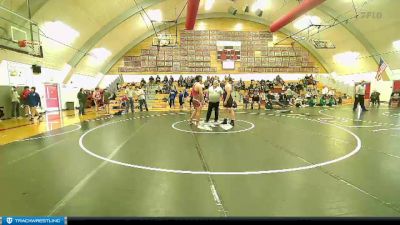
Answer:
1;217;67;225
216;41;241;61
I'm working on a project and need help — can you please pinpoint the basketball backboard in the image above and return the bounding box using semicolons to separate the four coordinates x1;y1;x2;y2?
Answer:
0;6;43;57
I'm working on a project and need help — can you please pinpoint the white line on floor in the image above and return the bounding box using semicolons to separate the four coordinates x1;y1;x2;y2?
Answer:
48;123;146;216
7;139;65;165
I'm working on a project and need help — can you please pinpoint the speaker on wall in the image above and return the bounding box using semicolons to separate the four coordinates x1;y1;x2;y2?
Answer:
255;9;263;17
32;64;41;74
228;6;237;15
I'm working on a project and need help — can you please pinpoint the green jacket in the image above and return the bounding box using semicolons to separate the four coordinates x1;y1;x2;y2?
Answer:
77;92;87;103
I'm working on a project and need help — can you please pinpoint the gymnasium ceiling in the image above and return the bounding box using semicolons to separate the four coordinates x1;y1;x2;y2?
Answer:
1;0;399;77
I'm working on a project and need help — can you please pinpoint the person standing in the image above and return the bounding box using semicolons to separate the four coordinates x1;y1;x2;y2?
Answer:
125;85;135;113
136;86;148;112
190;75;204;126
21;86;31;117
353;81;368;112
10;86;21;119
222;77;236;127
103;88;111;114
169;88;177;109
27;87;42;122
205;80;223;124
92;88;102;112
77;88;87;116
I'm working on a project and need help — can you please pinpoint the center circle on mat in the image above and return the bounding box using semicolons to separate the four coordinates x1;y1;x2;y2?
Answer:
171;119;255;134
79;114;361;175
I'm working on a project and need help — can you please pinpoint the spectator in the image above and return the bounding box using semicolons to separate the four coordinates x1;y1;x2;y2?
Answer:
251;84;261;110
178;91;185;109
27;87;42;122
140;78;146;86
169;87;177;109
163;75;168;84
178;75;183;87
10;86;21;119
21;86;31;117
92;88;102;112
77;88;87;116
370;90;380;107
136;86;148;111
125;85;135;113
149;76;154;84
156;75;161;84
103;88;111;114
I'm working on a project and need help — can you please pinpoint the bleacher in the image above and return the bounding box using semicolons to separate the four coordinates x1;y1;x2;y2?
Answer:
106;76;346;114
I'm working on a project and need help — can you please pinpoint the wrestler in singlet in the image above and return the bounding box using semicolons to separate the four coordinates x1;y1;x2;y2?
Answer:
191;82;202;109
223;83;234;108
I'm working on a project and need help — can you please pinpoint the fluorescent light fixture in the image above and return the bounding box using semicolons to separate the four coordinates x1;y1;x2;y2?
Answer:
293;15;321;30
205;0;215;11
333;51;360;67
197;22;207;30
234;23;243;31
393;40;400;50
251;0;270;12
89;48;112;65
147;9;162;22
41;21;79;45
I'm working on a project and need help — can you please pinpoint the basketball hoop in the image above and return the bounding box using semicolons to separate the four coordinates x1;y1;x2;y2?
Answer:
17;40;40;48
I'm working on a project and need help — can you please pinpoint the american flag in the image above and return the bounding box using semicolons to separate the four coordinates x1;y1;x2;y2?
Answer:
375;57;387;81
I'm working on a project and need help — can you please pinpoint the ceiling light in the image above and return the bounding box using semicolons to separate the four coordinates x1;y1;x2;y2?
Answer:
147;9;162;22
234;23;243;31
205;0;215;11
393;40;400;50
197;22;207;30
251;0;270;12
293;15;321;30
89;48;112;65
41;21;79;45
333;51;360;67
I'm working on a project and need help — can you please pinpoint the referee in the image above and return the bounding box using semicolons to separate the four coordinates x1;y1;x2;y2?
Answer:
205;80;223;124
353;81;368;112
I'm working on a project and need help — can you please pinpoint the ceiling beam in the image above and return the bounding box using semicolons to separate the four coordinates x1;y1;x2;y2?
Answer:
67;0;166;67
101;12;332;74
317;5;380;65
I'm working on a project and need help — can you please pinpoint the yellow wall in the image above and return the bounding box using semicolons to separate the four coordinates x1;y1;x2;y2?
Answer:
108;18;327;75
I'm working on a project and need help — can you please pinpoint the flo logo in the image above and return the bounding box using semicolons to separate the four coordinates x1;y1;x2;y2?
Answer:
6;217;13;224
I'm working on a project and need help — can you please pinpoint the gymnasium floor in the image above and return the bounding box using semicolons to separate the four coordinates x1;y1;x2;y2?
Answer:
1;106;400;217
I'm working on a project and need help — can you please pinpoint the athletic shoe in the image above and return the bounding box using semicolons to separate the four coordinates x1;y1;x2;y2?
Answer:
221;119;228;125
230;120;235;127
197;124;212;131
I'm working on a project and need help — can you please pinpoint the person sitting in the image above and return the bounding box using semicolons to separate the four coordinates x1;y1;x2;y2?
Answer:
274;75;285;86
163;75;168;85
327;95;337;107
140;78;146;86
308;95;317;107
318;95;327;107
149;76;155;84
178;75;184;87
389;89;400;107
156;75;161;84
